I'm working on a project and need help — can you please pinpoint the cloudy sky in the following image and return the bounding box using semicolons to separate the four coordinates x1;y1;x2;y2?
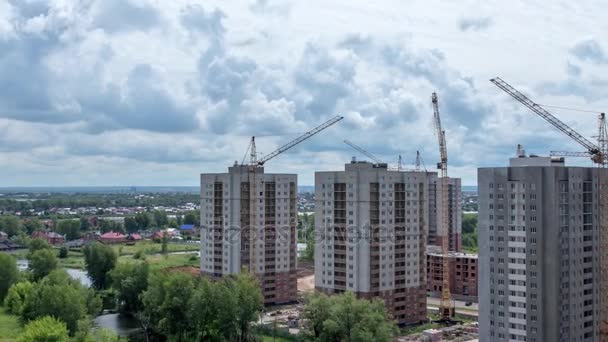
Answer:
1;0;607;186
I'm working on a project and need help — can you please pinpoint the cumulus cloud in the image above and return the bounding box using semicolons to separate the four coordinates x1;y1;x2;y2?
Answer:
93;0;161;33
458;17;493;32
0;0;605;186
570;38;608;64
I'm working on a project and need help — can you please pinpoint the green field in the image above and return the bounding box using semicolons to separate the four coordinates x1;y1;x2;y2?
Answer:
58;241;200;270
0;308;22;342
110;241;199;256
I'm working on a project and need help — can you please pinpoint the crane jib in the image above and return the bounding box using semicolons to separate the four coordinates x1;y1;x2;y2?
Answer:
490;77;601;156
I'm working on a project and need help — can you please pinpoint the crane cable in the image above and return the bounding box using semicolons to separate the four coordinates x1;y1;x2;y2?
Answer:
537;103;603;114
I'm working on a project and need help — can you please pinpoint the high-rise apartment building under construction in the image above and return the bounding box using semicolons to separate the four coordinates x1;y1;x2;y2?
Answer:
200;165;298;304
479;154;605;341
314;160;429;325
428;174;462;252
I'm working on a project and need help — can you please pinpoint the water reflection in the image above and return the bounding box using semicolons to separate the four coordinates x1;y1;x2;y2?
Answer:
17;259;91;287
66;268;91;287
93;313;141;337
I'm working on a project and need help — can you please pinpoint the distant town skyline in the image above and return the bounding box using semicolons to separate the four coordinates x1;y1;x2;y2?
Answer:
1;0;606;187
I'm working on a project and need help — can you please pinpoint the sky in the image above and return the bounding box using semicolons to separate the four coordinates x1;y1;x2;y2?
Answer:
1;0;607;186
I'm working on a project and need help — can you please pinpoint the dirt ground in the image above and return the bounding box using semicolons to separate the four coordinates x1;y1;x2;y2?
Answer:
297;260;315;293
166;262;317;293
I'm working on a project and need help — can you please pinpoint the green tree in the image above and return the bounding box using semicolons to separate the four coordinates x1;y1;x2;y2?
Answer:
232;272;263;341
21;284;85;334
462;213;478;252
141;271;196;340
124;217;138;234
79;217;90;231
23;219;43;235
0;215;22;237
302;292;398;342
17;316;69;342
83;243;117;290
29;249;58;281
183;211;199;226
99;220;123;234
161;232;168;255
109;261;149;313
462;213;478;234
21;270;97;335
153;210;168;227
0;252;19;302
5;281;34;315
188;278;238;341
58;247;68;259
28;238;50;255
299;214;315;261
134;212;152;230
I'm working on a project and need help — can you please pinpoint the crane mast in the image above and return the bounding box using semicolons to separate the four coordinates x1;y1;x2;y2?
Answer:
432;92;455;320
491;77;608;340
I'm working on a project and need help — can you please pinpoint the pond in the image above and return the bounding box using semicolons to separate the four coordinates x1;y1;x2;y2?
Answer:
93;313;141;337
66;268;92;287
17;260;91;287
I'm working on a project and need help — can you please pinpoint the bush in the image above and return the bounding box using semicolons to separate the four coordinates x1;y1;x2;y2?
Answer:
58;247;68;259
17;316;69;342
4;281;34;315
133;250;144;260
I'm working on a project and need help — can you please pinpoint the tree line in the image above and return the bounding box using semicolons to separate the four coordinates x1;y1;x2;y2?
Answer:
0;238;400;341
0;209;200;243
0;193;199;213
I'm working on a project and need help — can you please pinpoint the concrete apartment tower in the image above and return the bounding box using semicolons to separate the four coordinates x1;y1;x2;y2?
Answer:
428;174;462;251
478;152;606;341
200;165;298;304
314;160;428;325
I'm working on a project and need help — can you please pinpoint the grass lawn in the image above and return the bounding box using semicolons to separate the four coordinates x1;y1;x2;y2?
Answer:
58;242;200;270
0;308;22;342
111;241;199;256
134;253;199;269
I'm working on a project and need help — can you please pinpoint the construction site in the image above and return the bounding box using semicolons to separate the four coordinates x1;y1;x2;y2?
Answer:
200;76;608;342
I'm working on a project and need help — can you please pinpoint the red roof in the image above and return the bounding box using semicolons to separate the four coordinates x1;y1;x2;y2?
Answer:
100;232;127;239
129;234;142;240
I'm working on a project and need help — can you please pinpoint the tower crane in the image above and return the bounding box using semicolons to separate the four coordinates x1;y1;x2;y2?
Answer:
491;77;608;340
490;77;605;164
549;113;608;162
246;115;345;167
415;150;426;172
343;140;421;172
242;115;344;272
432;92;456;321
344;140;385;165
